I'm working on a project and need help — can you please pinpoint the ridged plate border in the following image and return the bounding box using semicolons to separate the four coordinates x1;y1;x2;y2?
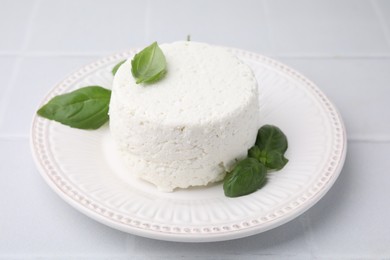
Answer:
30;47;347;242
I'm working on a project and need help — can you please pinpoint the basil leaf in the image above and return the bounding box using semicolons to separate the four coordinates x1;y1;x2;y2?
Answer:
131;42;167;84
223;158;267;198
265;151;288;170
256;125;288;153
248;145;261;160
252;125;289;170
249;145;288;171
112;60;126;76
37;86;111;130
142;69;167;84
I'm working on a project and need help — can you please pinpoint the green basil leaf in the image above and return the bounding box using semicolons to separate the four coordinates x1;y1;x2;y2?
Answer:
112;60;126;76
37;86;111;130
250;125;289;170
255;125;288;153
248;146;288;170
248;145;262;161
223;158;267;198
265;150;289;170
131;42;167;84
142;69;167;84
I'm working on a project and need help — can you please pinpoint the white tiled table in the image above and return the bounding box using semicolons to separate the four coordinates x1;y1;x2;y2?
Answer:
1;0;390;259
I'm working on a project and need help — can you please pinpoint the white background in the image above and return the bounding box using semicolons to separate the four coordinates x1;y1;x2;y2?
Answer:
1;0;390;259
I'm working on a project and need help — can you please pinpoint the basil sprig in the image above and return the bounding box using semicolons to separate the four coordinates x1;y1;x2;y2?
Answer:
131;42;167;84
37;86;111;130
112;60;126;76
249;125;289;170
223;125;289;198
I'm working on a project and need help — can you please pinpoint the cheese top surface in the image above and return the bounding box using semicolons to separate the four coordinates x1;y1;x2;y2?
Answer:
113;41;257;126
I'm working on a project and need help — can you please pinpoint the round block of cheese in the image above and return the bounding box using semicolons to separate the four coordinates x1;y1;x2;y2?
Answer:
109;41;260;191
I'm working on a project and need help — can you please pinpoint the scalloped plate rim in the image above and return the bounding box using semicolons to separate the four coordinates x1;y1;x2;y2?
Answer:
30;46;347;242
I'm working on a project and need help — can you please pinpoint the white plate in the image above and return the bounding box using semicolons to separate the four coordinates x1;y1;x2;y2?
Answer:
30;47;347;242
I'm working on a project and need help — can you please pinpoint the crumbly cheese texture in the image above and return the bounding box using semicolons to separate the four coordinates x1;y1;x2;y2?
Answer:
109;41;260;191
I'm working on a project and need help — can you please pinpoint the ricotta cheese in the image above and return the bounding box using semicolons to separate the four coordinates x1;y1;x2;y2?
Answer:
109;41;260;191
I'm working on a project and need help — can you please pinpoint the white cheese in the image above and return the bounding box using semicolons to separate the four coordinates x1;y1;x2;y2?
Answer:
109;41;260;191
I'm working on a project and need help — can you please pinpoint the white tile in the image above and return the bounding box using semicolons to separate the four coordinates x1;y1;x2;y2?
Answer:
0;57;17;98
147;0;272;53
376;0;390;43
127;218;310;258
27;0;148;52
276;58;390;137
264;0;390;55
0;56;100;135
302;142;390;258
0;139;127;256
0;0;36;51
0;57;17;128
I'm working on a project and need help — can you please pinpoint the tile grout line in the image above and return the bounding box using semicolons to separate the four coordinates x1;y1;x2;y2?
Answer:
347;135;390;143
298;214;317;258
0;51;106;57
0;0;42;127
371;0;390;47
2;51;390;59
0;255;131;259
125;234;136;255
0;134;29;139
271;53;390;59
